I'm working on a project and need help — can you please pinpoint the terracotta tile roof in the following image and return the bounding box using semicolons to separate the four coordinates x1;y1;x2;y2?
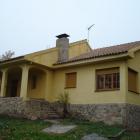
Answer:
0;56;24;63
57;41;140;64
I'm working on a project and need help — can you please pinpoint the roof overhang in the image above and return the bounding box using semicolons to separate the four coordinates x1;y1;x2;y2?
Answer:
0;57;51;70
52;53;132;69
0;56;25;68
128;45;140;58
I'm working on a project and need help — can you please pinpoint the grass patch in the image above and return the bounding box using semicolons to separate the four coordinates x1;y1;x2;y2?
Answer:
0;116;140;140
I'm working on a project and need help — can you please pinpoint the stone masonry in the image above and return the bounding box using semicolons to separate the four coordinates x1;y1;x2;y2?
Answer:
69;104;140;130
56;35;69;62
0;97;60;119
0;97;140;130
0;97;26;117
125;104;140;130
69;104;126;125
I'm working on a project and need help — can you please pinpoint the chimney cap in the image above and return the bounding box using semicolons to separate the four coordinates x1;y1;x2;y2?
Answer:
56;33;69;39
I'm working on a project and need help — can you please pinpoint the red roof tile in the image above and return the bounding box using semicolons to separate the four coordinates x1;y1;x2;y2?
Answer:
57;41;140;64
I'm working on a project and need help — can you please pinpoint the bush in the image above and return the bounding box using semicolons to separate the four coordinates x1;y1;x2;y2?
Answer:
58;92;70;118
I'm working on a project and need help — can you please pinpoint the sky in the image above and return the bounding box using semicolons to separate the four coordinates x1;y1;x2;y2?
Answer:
0;0;140;57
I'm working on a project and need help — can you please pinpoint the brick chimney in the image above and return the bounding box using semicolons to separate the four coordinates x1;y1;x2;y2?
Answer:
56;33;69;62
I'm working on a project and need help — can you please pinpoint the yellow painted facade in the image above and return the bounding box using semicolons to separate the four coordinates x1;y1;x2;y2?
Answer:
27;67;47;99
69;39;91;59
52;61;127;104
25;47;58;67
0;39;140;106
25;39;91;67
127;50;140;105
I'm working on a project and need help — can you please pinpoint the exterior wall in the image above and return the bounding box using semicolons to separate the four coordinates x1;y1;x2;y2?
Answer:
25;48;58;67
70;103;126;125
26;68;54;101
25;40;91;67
27;69;47;99
127;50;140;105
0;97;125;125
69;40;91;59
0;97;26;117
125;104;140;130
0;97;59;119
0;97;140;130
45;70;54;101
52;60;127;104
23;40;91;100
70;103;140;130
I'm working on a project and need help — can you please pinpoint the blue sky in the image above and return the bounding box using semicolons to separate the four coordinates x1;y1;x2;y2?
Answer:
0;0;140;56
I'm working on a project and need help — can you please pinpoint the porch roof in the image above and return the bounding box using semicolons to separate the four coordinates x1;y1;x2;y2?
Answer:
0;56;24;64
0;56;51;70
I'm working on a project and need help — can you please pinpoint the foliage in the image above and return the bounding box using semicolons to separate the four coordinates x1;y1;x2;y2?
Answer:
58;92;70;118
58;92;69;105
0;50;15;61
0;116;140;140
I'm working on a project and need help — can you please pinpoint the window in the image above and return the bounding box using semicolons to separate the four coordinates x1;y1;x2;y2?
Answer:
65;72;77;88
96;68;120;91
31;75;37;89
128;68;138;93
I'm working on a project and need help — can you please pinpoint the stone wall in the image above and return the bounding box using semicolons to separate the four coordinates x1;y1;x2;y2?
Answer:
0;97;61;119
0;97;140;130
69;103;140;130
125;104;140;130
0;97;26;117
69;104;126;125
25;99;63;119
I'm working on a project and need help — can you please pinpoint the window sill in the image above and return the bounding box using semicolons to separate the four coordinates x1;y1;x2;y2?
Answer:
95;89;120;92
128;90;140;94
64;87;76;89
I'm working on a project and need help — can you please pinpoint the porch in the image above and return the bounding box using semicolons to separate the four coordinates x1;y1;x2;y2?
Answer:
0;61;50;100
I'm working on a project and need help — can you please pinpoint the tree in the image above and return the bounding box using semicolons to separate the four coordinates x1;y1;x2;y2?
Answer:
0;50;15;61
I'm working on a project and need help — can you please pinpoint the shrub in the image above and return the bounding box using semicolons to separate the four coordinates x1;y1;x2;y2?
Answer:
58;92;70;118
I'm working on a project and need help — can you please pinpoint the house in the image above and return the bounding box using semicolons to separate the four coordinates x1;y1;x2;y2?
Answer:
0;34;140;129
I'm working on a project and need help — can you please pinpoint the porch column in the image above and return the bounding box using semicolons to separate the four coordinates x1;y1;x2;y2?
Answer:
0;68;8;97
20;65;29;100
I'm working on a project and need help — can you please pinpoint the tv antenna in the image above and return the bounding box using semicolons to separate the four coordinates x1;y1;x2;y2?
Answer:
87;24;95;43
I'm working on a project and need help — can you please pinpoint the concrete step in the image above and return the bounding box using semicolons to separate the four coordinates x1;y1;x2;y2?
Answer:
47;115;61;119
47;111;61;119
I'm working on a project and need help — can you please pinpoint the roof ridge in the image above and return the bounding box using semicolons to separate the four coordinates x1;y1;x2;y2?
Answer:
92;40;140;51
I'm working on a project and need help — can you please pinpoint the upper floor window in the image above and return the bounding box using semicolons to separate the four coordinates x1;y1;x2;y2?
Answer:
96;67;120;91
128;68;138;93
65;72;77;88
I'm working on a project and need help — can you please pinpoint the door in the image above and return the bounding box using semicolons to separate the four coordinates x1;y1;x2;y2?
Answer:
10;79;18;97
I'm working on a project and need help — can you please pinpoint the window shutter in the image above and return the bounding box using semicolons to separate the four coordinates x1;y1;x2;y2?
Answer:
65;72;77;88
128;68;137;92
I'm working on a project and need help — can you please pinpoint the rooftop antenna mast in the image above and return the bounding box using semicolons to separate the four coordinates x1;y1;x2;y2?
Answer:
87;24;95;43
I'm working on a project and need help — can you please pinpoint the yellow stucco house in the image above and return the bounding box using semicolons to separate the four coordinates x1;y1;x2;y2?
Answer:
0;34;140;129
